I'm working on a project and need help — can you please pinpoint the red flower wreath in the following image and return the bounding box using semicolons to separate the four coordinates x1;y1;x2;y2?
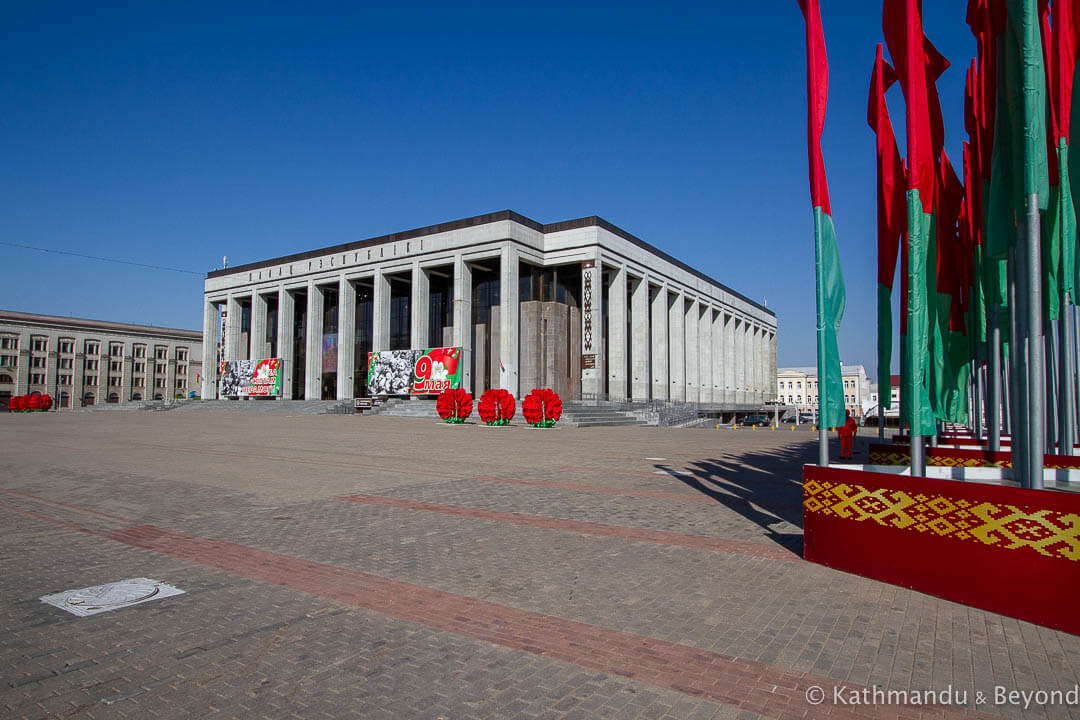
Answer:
477;388;515;425
436;388;472;423
521;388;562;427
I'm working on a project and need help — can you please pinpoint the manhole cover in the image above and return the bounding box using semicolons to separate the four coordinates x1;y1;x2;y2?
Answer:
41;578;184;617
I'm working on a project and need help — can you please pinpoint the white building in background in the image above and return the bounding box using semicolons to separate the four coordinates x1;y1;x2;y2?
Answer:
0;310;202;408
202;211;778;406
776;363;871;419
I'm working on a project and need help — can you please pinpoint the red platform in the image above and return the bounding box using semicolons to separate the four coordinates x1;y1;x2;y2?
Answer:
803;465;1080;636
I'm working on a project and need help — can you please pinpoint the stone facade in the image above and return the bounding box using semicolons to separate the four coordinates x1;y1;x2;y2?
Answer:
202;211;778;406
0;310;203;408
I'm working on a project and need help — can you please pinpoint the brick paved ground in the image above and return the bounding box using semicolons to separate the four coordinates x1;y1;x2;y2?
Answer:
1;412;1077;719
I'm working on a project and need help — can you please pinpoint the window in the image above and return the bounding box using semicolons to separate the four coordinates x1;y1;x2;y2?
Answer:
0;336;17;350
177;365;187;377
59;340;73;354
109;361;122;373
59;375;72;386
155;378;167;388
176;348;188;362
85;376;97;386
31;356;45;368
31;373;45;384
0;373;13;384
109;376;122;387
133;345;146;359
156;363;166;375
59;358;73;369
85;341;99;355
31;337;47;352
155;346;167;360
133;377;145;388
134;362;145;373
85;359;98;371
110;343;123;357
175;378;186;389
0;355;15;367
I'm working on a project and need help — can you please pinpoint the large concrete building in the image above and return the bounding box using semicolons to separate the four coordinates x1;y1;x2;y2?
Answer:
0;310;203;408
202;211;778;406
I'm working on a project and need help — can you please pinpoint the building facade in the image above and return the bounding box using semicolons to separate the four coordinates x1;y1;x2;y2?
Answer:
776;364;871;419
0;310;203;408
202;211;778;405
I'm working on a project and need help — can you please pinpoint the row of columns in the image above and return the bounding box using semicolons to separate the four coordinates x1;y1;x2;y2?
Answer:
203;247;776;405
604;269;775;405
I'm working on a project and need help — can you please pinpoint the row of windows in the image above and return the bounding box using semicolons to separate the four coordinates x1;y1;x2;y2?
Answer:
0;335;189;362
2;370;190;389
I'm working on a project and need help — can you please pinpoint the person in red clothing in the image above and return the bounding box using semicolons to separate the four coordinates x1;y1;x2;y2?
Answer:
838;410;858;459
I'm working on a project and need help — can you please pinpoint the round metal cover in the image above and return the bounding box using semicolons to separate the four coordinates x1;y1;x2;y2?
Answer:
65;580;161;612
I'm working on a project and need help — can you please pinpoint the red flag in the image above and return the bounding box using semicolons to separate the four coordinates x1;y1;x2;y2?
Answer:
800;0;830;214
937;152;967;331
966;0;1007;183
883;0;948;212
869;43;906;290
1047;0;1079;142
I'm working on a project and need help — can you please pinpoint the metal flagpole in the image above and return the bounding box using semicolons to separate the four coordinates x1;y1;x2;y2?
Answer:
1026;194;1045;488
989;306;1002;451
974;344;984;439
1009;245;1028;486
1047;328;1058;453
1061;291;1076;455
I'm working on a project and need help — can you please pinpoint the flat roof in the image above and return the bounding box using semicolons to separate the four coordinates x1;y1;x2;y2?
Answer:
207;210;775;317
0;310;201;340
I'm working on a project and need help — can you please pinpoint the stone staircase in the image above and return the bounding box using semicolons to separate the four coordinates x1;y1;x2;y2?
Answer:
362;397;440;418
75;399;355;415
559;401;648;428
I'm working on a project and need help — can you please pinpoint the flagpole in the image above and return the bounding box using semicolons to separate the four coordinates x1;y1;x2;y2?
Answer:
989;306;1002;451
1027;192;1045;486
1060;292;1076;457
1009;244;1028;485
815;210;830;467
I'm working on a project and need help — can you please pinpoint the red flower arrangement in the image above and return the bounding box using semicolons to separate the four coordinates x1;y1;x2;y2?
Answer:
477;388;515;425
436;388;472;423
8;394;52;412
521;388;562;428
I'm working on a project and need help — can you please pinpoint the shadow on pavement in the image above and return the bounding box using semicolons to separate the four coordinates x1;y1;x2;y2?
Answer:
652;432;873;557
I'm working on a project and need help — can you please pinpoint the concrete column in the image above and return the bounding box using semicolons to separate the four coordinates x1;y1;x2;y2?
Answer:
121;345;133;403
225;295;242;362
338;276;356;400
305;280;324;400
685;298;699;403
607;265;628;401
754;325;763;401
668;291;685;402
202;298;218;400
768;331;778;401
72;341;85;407
630;275;650;401
733;318;744;401
700;306;713;405
500;244;520;396
711;310;723;404
278;287;295;400
650;284;668;400
580;257;603;398
411;261;430;350
250;292;267;361
452;255;473;393
373;268;390;351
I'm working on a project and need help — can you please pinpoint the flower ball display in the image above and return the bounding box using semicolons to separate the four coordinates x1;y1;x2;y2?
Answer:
522;388;562;428
436;388;472;423
477;389;515;426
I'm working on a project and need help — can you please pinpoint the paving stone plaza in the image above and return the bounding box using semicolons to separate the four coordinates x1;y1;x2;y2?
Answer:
2;412;1079;719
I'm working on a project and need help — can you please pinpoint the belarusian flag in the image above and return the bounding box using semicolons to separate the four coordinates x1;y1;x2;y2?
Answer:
1043;0;1078;318
884;0;939;436
800;0;846;430
868;44;906;412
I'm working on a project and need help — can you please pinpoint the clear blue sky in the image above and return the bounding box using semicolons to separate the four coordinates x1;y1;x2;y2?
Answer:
0;3;977;380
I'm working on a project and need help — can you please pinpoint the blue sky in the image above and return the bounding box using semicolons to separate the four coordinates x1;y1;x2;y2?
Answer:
1;3;978;379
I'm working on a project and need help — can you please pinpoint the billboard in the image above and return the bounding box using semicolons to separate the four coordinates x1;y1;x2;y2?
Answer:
366;347;463;396
219;358;282;397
